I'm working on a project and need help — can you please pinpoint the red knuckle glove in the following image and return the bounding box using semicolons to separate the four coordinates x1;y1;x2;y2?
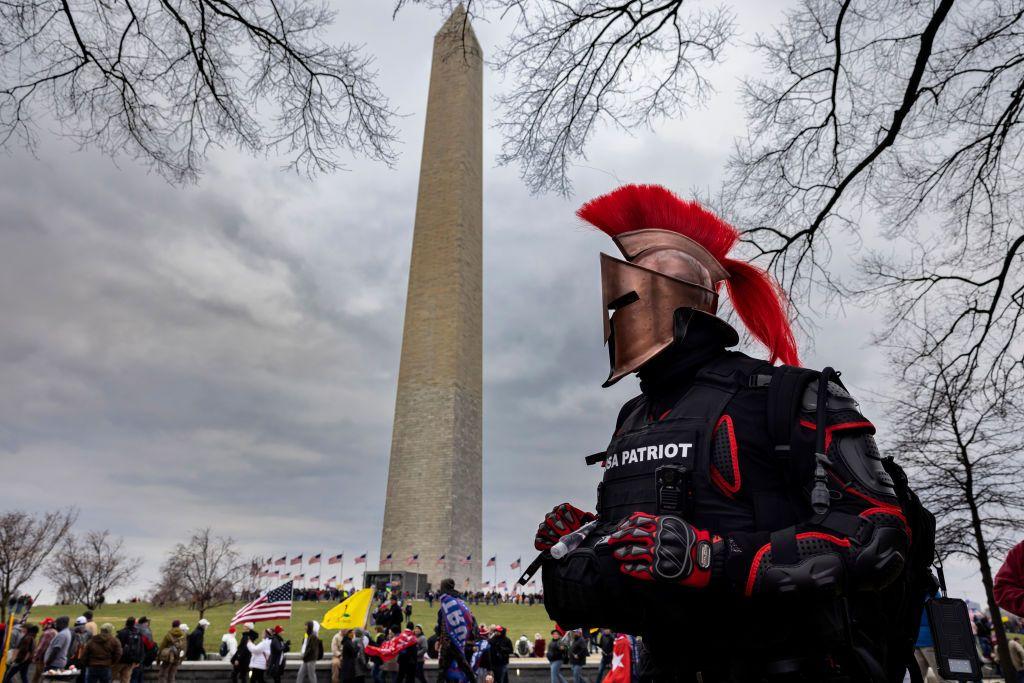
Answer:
607;512;714;588
534;503;597;551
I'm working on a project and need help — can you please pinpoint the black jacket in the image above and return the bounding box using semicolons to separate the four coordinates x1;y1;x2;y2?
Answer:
570;638;588;666
489;634;513;667
185;627;205;661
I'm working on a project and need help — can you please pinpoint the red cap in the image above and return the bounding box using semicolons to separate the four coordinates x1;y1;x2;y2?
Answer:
229;626;236;634
273;625;284;634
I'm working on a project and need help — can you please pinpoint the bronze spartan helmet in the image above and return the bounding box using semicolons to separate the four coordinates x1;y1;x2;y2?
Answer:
600;230;731;386
577;185;801;387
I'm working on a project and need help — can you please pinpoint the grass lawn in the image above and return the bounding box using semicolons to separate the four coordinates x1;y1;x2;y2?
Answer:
21;601;557;653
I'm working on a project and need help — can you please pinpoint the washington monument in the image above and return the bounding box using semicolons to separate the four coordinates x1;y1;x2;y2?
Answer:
379;6;483;590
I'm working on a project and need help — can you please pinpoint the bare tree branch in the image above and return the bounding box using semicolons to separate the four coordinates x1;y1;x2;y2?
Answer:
0;509;78;622
46;529;142;609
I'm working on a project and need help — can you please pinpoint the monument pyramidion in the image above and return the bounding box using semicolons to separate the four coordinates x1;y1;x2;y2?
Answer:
377;5;483;593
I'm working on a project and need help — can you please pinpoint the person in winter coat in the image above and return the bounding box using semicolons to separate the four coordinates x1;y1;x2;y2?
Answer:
44;617;72;672
532;634;545;660
339;630;357;683
545;631;566;683
231;624;258;683
113;617;144;683
82;613;98;639
595;631;614;683
413;626;427;683
514;636;531;659
68;617;91;672
83;623;123;683
31;619;56;683
488;628;513;683
297;620;323;683
157;621;187;683
268;627;287;683
332;629;346;683
220;627;238;662
4;624;38;683
996;539;1024;618
569;633;588;683
352;629;371;683
247;629;274;683
185;619;208;661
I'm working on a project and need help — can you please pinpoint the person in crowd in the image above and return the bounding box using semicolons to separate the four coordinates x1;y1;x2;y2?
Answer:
338;630;356;683
996;539;1024;618
131;618;155;683
156;620;186;683
426;627;440;661
1007;637;1024;683
31;619;56;683
220;626;238;661
69;616;92;672
231;623;257;683
413;625;427;683
514;635;531;659
247;629;273;683
113;617;144;683
545;630;566;683
268;626;287;683
4;624;38;683
975;614;993;660
332;628;346;683
386;599;403;632
488;627;513;683
595;630;614;683
44;617;72;674
352;628;371;683
435;579;476;683
532;634;545;660
185;619;208;661
82;613;98;639
569;632;588;683
82;623;122;683
379;626;401;683
297;620;323;683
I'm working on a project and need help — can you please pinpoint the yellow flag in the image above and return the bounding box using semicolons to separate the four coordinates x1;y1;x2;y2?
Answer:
321;588;374;630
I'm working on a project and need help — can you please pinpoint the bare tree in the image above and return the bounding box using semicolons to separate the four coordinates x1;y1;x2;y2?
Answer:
0;509;77;621
45;530;142;609
0;0;398;183
158;528;241;617
396;0;735;195
886;338;1024;683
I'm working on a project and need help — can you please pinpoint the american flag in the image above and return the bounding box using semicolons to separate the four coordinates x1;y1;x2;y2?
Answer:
294;573;305;581
406;554;419;566
231;581;293;626
310;576;319;584
280;572;290;580
274;556;286;566
483;581;490;588
497;581;507;589
459;555;472;566
486;556;496;568
381;553;393;566
328;553;343;565
290;555;303;566
309;554;321;565
354;553;367;565
343;577;354;584
510;558;521;570
436;554;446;565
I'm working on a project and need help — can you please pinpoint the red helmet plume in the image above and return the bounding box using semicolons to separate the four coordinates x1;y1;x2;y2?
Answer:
577;184;800;367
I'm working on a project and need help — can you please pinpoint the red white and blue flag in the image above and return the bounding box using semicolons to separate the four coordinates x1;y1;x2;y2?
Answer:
436;555;446;565
355;553;367;565
328;553;343;565
510;558;521;570
460;555;472;565
231;581;293;626
274;556;286;567
290;555;303;566
407;554;419;566
309;554;321;564
382;553;393;566
486;556;496;568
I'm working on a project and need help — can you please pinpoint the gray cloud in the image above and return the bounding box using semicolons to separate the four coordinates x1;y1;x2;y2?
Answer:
0;0;989;605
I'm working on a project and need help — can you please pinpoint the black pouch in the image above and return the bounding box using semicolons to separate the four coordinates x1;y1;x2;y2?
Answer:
541;523;652;632
926;597;983;681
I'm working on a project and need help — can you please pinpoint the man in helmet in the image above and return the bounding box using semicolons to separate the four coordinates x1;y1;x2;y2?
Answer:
533;185;914;682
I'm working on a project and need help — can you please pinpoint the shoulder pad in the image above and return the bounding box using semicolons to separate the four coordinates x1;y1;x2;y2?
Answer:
800;379;858;412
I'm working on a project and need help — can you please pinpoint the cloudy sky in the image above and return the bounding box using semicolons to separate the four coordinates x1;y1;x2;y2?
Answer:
0;0;988;604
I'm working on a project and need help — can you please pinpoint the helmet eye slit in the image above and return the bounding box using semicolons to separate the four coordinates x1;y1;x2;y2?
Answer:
607;290;640;311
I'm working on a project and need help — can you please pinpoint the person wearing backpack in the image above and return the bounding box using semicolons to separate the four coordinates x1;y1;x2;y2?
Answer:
267;626;287;683
352;629;371;683
156;621;186;683
219;626;238;661
113;617;143;683
68;616;91;673
185;619;208;661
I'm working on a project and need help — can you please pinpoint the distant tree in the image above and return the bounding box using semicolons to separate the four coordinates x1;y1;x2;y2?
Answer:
0;509;77;621
46;530;142;609
0;0;398;182
395;0;736;195
886;338;1024;683
158;528;241;617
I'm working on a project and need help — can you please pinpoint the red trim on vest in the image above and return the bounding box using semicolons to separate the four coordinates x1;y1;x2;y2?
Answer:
710;414;741;498
798;419;875;451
